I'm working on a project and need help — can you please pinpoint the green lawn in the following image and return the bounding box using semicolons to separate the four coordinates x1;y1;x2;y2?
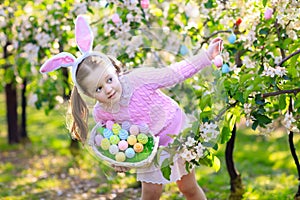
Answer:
0;93;300;200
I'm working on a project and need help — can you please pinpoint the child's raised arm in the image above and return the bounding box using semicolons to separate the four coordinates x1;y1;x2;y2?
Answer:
129;38;222;89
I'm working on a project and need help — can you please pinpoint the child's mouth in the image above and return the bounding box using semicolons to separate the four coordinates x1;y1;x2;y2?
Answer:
108;91;116;99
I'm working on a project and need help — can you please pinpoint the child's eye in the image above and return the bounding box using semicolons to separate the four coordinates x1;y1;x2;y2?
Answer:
96;87;102;93
107;77;113;83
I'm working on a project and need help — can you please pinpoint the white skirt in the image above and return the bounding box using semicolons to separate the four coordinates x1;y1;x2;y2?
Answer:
136;150;188;184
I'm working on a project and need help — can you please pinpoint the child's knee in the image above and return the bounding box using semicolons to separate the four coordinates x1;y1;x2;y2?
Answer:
141;182;163;200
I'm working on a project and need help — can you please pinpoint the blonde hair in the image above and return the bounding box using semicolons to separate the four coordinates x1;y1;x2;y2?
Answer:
68;55;123;143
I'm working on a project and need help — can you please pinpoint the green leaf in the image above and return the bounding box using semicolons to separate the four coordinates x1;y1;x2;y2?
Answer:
259;28;269;35
279;94;287;110
220;126;232;144
263;0;268;7
295;99;300;109
161;159;171;181
255;94;265;105
212;156;221;172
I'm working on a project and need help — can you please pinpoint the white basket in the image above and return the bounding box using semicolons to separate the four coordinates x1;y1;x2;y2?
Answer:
88;122;159;168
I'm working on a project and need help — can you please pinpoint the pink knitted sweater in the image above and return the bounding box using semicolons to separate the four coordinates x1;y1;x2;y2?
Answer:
93;50;211;146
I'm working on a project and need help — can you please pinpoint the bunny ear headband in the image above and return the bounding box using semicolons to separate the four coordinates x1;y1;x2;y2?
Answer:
40;15;112;90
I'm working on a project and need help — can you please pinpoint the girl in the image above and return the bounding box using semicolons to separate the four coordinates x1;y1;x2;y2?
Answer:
40;16;223;200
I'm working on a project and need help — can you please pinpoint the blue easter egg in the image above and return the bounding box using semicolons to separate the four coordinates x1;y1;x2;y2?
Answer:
221;63;230;73
179;45;188;56
228;34;236;44
119;129;129;140
125;148;135;158
103;128;113;138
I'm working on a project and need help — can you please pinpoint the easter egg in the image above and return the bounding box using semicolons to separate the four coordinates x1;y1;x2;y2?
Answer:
119;129;129;140
228;34;236;44
179;45;189;56
109;144;119;155
129;125;139;135
115;152;126;162
110;135;120;145
139;123;150;133
125;148;135;158
106;120;114;130
221;63;230;73
121;121;131;131
112;13;121;25
213;55;223;68
141;0;149;9
134;143;144;153
127;135;137;146
236;18;242;26
264;7;273;20
97;126;105;134
118;140;129;151
112;123;121;134
103;128;113;138
101;138;110;150
95;134;103;146
137;133;148;144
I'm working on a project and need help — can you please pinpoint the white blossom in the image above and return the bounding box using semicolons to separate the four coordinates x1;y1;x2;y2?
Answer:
22;43;39;64
282;112;300;133
73;3;88;15
35;32;51;48
185;136;196;147
181;148;196;162
244;103;251;114
200;122;219;142
274;56;282;65
242;56;255;69
195;143;205;158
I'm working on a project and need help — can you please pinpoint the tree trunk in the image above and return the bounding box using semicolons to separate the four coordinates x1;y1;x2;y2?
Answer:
287;97;300;199
5;82;19;144
225;124;244;199
20;78;30;143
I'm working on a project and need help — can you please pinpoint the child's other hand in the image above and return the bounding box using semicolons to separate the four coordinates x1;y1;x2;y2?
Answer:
207;37;223;60
112;165;130;173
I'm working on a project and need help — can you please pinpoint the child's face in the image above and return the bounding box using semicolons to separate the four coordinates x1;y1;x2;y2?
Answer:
83;65;122;104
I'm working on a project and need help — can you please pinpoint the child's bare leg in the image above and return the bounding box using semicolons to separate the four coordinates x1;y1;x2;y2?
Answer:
141;182;163;200
176;170;207;200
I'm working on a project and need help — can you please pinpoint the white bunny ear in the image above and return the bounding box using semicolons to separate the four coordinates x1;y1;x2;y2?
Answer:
75;15;94;54
40;52;76;73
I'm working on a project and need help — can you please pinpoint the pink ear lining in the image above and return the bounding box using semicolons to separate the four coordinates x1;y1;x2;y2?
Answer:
75;16;94;53
40;53;76;73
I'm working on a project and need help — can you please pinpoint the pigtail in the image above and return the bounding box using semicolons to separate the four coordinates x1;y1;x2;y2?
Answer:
68;86;89;143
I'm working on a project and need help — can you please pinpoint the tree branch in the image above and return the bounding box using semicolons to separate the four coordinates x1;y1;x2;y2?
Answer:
262;88;300;98
278;49;300;66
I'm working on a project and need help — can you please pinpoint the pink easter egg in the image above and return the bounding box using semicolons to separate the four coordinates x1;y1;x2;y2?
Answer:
264;7;273;20
95;134;103;146
118;140;129;151
141;0;149;9
112;13;121;25
129;125;139;135
213;55;223;68
106;120;114;130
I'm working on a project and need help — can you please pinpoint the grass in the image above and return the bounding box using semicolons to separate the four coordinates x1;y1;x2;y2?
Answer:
1;93;300;199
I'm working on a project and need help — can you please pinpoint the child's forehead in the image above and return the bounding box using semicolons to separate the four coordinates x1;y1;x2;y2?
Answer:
95;65;116;80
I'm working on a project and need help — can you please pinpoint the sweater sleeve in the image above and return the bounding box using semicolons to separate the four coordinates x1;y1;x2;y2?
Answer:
129;49;212;89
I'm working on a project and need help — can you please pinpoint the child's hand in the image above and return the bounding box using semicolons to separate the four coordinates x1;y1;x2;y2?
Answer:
112;165;130;173
207;37;223;61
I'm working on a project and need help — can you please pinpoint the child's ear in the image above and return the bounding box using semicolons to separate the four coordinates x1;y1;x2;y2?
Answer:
75;15;94;54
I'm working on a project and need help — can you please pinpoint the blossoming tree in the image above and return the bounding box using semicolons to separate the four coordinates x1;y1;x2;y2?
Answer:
1;0;300;198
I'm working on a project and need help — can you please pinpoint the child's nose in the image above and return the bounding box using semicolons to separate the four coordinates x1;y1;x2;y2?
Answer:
104;84;112;94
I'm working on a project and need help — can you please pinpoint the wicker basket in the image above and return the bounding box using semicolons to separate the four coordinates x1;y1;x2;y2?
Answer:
88;122;159;168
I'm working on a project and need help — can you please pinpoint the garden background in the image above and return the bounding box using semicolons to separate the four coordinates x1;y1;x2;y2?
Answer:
1;0;300;199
